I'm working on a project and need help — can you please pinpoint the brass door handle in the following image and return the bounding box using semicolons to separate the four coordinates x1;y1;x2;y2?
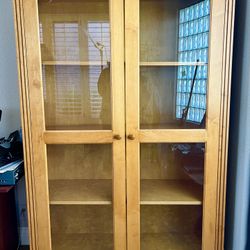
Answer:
113;134;122;140
127;134;135;140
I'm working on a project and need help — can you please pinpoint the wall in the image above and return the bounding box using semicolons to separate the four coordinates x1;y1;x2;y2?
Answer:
225;0;250;249
0;0;20;136
0;0;28;245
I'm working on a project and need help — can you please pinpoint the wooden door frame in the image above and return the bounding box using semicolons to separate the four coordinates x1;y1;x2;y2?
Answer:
125;0;235;249
13;0;126;249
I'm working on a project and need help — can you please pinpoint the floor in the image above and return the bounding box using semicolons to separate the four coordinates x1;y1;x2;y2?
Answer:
19;246;29;250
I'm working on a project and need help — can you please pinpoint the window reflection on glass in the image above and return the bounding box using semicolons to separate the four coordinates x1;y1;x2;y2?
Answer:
53;22;83;121
140;0;210;129
39;23;44;44
54;65;82;117
54;23;80;61
176;0;210;124
40;16;111;129
87;22;111;120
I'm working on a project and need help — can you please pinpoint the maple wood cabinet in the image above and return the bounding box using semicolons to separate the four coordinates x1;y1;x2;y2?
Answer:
14;0;235;249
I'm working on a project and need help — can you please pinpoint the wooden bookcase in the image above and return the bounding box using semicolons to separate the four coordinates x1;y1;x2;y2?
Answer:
13;0;235;249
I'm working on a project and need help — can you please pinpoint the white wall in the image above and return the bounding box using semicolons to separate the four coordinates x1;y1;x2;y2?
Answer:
0;0;21;136
0;0;29;245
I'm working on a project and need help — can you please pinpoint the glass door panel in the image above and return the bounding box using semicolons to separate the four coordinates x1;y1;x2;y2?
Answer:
38;0;126;249
51;206;113;250
38;0;112;130
140;66;207;129
140;0;210;129
140;143;205;249
39;0;115;247
141;206;202;250
47;144;113;250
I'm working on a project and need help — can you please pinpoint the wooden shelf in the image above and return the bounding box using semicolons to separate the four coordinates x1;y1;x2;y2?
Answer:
49;179;202;205
42;61;107;66
140;122;201;130
141;233;201;250
46;124;111;131
52;233;113;250
141;180;202;205
49;179;112;205
42;61;207;67
140;61;207;67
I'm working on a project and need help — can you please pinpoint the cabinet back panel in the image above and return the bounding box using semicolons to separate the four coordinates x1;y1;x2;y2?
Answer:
141;206;202;250
140;0;180;61
140;0;203;61
141;205;202;234
140;143;204;181
50;205;113;233
50;205;113;250
47;144;112;180
140;67;176;126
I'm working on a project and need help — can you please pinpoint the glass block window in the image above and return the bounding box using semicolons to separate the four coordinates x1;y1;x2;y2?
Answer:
176;0;210;123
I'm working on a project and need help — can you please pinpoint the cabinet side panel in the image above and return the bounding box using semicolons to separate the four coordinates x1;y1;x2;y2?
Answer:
13;1;37;248
216;0;235;249
204;0;235;249
13;0;51;249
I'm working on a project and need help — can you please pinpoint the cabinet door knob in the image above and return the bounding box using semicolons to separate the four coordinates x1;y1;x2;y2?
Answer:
113;134;122;140
127;134;135;140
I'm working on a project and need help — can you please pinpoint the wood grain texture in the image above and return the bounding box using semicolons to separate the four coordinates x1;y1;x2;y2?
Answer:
125;0;140;249
13;0;51;249
44;130;113;144
13;1;37;248
216;0;236;248
139;129;207;143
202;0;235;249
110;0;127;249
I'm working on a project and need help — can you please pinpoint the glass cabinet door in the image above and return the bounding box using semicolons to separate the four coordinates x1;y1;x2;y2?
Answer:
125;0;225;249
39;0;112;130
37;0;125;249
139;0;210;248
140;143;204;250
